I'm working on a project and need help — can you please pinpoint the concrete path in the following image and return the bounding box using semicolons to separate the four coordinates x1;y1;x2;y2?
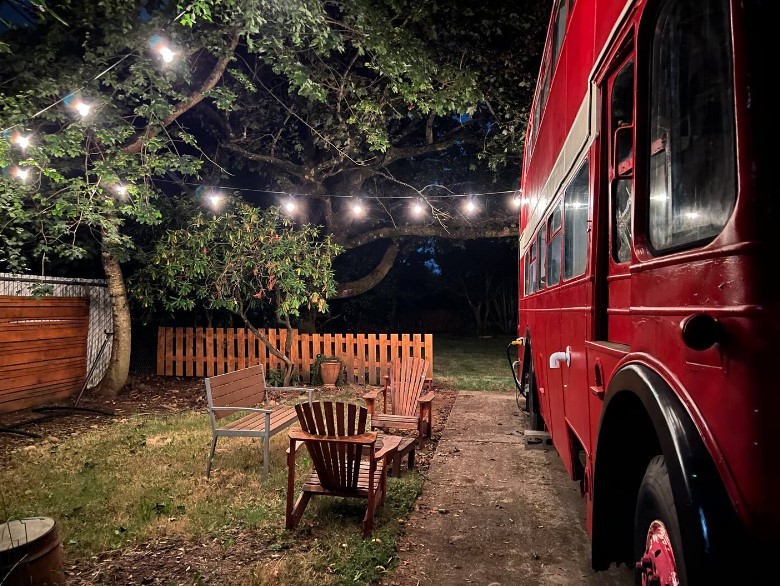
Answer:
384;391;633;586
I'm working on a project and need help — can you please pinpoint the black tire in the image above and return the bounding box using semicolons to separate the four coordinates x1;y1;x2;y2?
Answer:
633;455;687;586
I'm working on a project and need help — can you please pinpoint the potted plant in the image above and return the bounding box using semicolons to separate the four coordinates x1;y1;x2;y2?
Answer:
314;354;342;388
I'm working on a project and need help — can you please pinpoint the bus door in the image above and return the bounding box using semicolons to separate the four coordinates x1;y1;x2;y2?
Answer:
586;47;636;455
596;50;635;346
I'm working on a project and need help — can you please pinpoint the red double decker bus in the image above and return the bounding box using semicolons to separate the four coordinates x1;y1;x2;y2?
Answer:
515;0;773;583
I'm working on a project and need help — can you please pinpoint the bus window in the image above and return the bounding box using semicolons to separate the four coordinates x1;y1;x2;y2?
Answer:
647;0;736;251
547;201;563;287
527;241;538;294
551;0;569;75
537;224;547;290
524;251;531;295
610;58;635;263
564;161;589;279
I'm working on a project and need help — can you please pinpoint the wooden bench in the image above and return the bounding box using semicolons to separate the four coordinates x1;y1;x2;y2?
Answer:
205;364;313;480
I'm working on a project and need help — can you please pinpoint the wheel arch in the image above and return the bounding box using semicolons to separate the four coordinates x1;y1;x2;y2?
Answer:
590;363;736;580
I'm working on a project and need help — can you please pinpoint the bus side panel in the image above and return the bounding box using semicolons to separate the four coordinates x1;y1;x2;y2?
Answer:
565;0;597;139
561;286;593;457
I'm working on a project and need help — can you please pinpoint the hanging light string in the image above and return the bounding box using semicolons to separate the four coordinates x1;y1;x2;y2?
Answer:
1;6;524;219
150;177;518;199
0;8;189;136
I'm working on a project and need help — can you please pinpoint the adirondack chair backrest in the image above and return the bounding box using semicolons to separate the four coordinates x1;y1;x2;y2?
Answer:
388;357;429;416
294;401;371;491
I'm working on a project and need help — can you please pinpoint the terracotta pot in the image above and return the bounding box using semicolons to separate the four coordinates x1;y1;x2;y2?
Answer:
319;360;341;388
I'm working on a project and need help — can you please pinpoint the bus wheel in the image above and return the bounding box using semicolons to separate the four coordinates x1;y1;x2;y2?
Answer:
634;456;684;586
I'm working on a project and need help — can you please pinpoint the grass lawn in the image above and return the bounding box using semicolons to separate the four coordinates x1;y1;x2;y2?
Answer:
1;335;515;585
433;333;518;392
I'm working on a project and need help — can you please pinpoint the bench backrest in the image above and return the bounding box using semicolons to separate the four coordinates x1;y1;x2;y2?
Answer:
205;364;266;420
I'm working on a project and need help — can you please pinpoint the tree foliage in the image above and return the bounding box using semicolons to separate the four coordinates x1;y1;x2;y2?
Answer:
0;0;550;370
132;203;341;383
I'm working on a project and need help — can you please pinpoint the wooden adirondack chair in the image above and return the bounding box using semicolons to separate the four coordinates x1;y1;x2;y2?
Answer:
363;356;434;448
285;401;401;537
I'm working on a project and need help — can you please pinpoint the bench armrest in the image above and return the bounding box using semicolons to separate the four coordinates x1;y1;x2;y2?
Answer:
418;391;435;405
209;406;272;414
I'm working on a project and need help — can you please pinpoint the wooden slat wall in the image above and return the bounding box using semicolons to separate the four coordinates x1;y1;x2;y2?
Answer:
157;328;433;385
0;296;89;414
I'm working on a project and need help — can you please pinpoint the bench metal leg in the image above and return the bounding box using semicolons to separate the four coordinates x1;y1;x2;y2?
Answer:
206;436;218;478
262;435;269;481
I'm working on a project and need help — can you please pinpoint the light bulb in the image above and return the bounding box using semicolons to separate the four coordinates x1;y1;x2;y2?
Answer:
115;184;128;196
15;135;30;150
75;101;91;117
412;202;424;216
14;167;29;182
464;200;477;214
284;200;297;213
160;47;174;63
511;196;522;209
352;203;364;216
209;194;222;208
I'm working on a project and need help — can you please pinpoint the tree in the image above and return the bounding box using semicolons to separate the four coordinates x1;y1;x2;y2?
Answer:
131;203;341;385
0;0;337;393
1;0;549;393
193;0;550;301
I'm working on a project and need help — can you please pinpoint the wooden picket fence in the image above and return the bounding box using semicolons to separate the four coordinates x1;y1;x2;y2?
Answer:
156;327;433;386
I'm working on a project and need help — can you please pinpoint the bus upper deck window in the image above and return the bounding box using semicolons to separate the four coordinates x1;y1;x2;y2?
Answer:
647;0;736;251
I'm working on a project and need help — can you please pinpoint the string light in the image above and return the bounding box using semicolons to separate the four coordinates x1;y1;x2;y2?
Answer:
63;92;92;118
511;193;522;209
14;134;31;150
208;193;223;209
148;35;177;64
113;184;129;197
411;200;425;216
13;167;30;182
283;199;297;214
351;200;364;217
463;199;478;215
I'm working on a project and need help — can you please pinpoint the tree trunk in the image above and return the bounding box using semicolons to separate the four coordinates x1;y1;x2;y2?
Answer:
97;250;131;396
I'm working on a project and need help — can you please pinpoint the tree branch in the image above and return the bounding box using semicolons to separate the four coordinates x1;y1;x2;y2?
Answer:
342;222;517;250
335;241;399;299
222;142;308;177
124;30;240;155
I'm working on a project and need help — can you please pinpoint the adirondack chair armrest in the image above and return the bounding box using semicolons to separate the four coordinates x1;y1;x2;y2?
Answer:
288;429;378;446
285;439;307;454
363;388;380;416
373;435;402;460
418;391;435;405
